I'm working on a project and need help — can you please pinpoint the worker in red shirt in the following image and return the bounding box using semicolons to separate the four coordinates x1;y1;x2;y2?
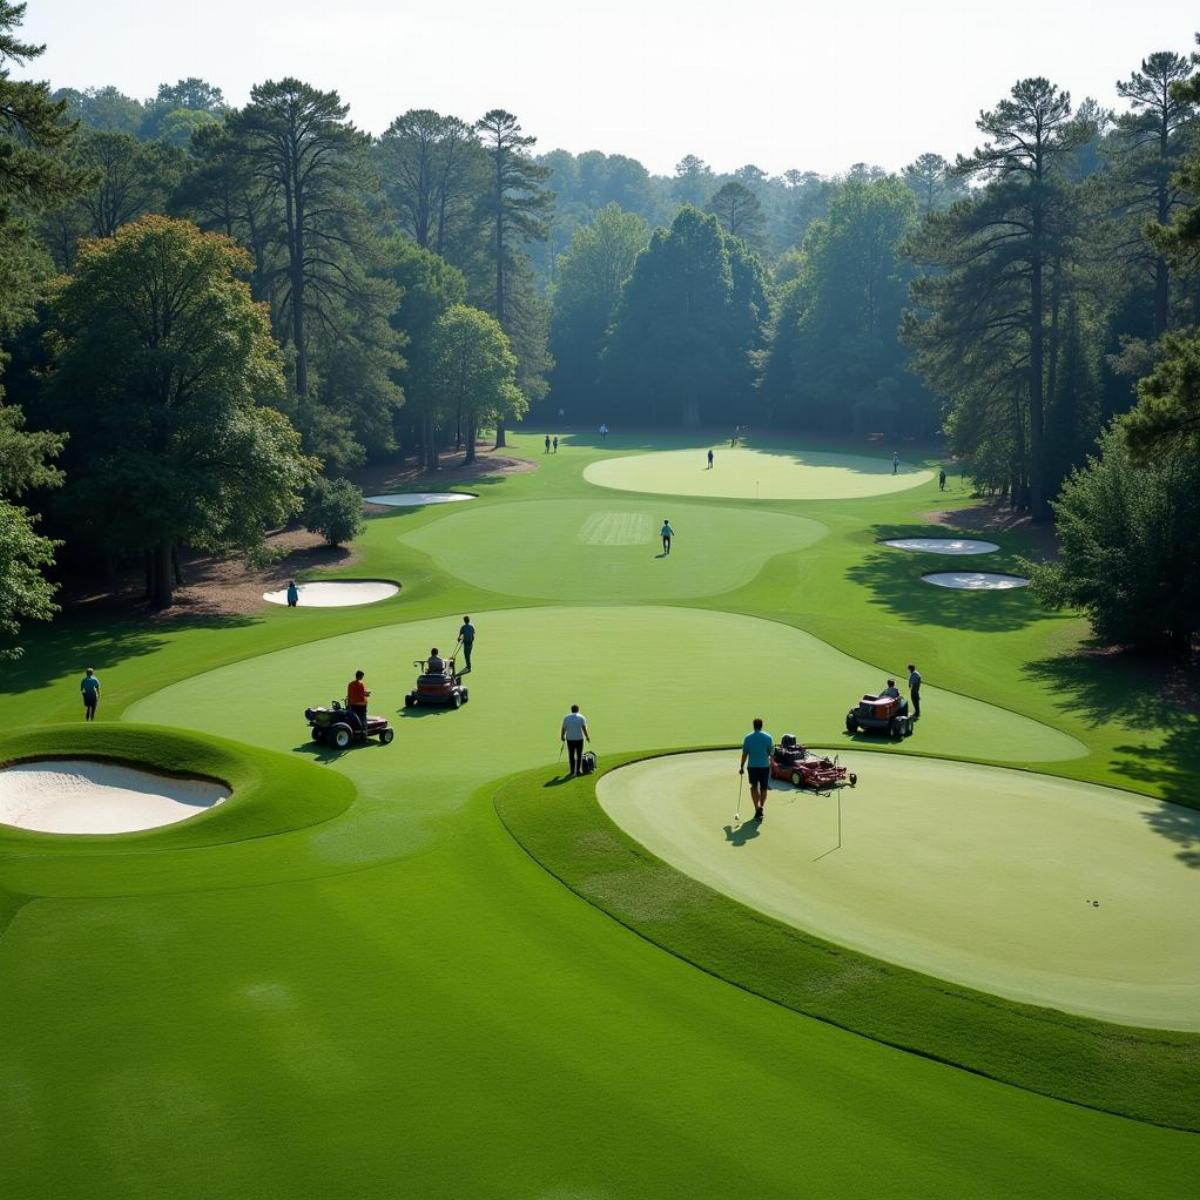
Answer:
347;670;370;732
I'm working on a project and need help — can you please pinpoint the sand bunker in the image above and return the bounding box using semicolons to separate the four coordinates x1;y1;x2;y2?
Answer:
922;572;1028;590
0;760;229;834
599;751;1200;1029
263;581;399;607
883;538;999;555
364;492;476;507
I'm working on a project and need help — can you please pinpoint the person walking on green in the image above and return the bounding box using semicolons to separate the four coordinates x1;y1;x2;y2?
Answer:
80;667;101;721
457;616;475;671
561;704;591;778
660;519;674;555
739;717;773;822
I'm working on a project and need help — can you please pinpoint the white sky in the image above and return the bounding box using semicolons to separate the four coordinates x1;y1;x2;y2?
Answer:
13;1;1200;177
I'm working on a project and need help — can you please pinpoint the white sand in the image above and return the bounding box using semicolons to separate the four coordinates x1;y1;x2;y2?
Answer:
364;492;476;507
923;571;1028;589
0;760;229;834
882;538;999;555
263;581;399;607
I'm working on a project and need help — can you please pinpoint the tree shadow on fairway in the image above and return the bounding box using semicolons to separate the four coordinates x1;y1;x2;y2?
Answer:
1024;651;1200;866
0;611;255;700
846;535;1042;634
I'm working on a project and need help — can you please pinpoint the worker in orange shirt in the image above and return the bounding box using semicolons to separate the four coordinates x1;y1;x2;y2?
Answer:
347;670;370;732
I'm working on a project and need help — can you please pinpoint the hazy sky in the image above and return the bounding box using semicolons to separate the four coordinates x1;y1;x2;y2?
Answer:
13;1;1200;176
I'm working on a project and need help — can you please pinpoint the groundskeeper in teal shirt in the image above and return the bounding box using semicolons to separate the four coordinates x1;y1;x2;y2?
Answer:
741;729;773;768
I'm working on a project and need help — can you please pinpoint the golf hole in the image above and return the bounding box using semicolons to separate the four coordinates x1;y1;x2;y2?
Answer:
598;750;1200;1028
263;580;399;607
882;538;1000;555
364;492;477;507
922;572;1029;590
0;759;229;834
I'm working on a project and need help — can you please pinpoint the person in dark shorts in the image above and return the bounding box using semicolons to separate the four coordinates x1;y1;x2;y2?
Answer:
739;717;773;822
80;667;101;721
553;435;559;453
892;451;900;475
660;519;674;554
286;580;299;607
938;468;946;491
458;616;475;670
347;670;370;732
707;449;714;469
544;435;551;453
907;663;922;719
561;704;590;777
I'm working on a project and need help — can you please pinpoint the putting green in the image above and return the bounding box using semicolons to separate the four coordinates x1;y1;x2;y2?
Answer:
395;499;827;601
585;446;933;500
126;608;1083;804
599;751;1200;1029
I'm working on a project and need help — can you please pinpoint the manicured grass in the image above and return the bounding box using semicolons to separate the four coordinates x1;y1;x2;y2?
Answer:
397;498;827;601
2;428;1199;1197
584;444;934;499
597;750;1200;1029
495;753;1200;1131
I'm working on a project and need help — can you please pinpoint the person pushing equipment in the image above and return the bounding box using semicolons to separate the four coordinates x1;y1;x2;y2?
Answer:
561;704;590;777
660;519;674;555
739;717;773;823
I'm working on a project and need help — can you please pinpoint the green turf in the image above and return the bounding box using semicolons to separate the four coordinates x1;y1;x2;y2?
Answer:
597;750;1200;1029
3;428;1200;1197
396;498;828;601
584;444;934;499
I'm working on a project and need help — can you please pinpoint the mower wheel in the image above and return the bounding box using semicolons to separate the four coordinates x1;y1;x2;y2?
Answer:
451;691;462;709
889;717;904;739
791;770;803;788
902;718;914;737
379;728;395;746
311;727;324;744
331;724;353;750
849;772;858;786
404;694;415;708
460;688;469;703
845;712;858;733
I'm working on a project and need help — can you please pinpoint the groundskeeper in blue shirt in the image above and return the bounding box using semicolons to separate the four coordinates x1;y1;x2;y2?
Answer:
741;728;773;768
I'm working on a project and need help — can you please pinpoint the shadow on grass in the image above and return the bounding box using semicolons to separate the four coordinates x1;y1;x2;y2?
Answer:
0;611;255;698
1024;651;1200;866
723;820;760;845
846;533;1040;634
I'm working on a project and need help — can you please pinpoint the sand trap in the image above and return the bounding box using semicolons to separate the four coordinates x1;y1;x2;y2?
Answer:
599;751;1200;1028
0;760;229;834
364;492;476;507
883;538;999;555
263;580;399;607
584;447;933;500
923;572;1028;590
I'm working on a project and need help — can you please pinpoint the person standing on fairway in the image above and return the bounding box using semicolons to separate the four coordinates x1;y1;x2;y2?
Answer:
457;616;475;671
544;434;551;453
347;670;370;732
707;449;714;469
553;435;559;453
739;717;773;822
907;663;922;719
600;423;608;440
938;468;946;492
660;519;674;555
561;704;590;777
80;667;101;721
892;451;900;475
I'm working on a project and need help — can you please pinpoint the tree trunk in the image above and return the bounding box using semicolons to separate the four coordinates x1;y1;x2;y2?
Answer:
464;415;477;464
172;547;184;587
494;419;507;449
150;542;174;609
1028;210;1050;522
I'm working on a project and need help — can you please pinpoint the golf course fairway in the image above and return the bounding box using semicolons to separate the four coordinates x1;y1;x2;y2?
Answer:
598;750;1200;1029
584;445;933;499
3;431;1199;1198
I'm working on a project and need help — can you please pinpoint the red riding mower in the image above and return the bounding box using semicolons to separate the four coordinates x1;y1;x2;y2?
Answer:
404;657;469;709
305;701;395;749
769;734;857;789
845;693;912;739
